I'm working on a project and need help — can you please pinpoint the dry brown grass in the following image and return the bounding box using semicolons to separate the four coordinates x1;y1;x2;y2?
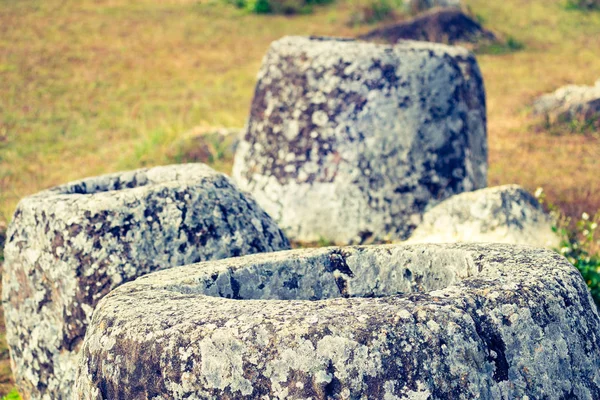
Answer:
1;0;599;225
471;0;600;220
0;0;367;223
1;0;599;222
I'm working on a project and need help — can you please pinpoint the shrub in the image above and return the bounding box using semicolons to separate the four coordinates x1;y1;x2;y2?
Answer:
506;36;525;51
348;0;403;25
2;389;21;400
231;0;334;14
565;0;600;10
536;188;600;306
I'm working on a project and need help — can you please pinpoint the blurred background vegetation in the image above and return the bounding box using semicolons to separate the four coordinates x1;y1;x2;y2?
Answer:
1;0;599;227
0;0;599;396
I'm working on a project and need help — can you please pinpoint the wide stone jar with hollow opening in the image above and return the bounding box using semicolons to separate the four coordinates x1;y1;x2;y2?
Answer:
2;163;290;400
76;243;600;399
233;36;488;244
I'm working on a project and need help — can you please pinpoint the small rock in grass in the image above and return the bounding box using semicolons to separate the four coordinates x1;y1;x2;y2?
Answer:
407;184;561;249
166;126;242;165
533;79;600;129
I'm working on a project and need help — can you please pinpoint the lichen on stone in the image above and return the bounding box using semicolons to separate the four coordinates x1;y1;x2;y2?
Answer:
76;243;600;399
2;163;290;400
406;184;561;248
233;36;487;244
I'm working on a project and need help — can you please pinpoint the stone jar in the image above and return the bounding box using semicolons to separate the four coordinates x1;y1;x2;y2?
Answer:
407;185;561;249
76;243;600;399
2;163;290;400
233;36;487;244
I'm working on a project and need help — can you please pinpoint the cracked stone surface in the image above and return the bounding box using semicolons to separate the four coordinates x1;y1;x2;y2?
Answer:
407;185;560;249
232;36;487;244
2;163;290;400
76;243;600;399
533;79;600;126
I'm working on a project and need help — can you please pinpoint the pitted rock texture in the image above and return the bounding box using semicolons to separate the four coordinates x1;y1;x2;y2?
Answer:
2;163;290;400
533;79;600;126
407;185;560;249
76;243;600;399
232;36;487;244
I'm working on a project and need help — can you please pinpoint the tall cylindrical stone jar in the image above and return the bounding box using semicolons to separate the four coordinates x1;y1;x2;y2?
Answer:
233;36;487;243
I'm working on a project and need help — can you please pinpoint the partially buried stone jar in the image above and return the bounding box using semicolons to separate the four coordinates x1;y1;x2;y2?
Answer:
233;36;487;244
76;243;600;399
2;164;290;400
406;185;561;249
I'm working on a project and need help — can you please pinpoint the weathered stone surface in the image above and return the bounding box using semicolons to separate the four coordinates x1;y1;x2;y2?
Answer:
359;8;496;47
533;79;600;126
233;36;487;244
76;243;600;399
2;163;290;400
407;185;561;249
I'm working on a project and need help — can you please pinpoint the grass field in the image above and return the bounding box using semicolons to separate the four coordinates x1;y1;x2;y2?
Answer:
1;0;600;223
0;0;599;396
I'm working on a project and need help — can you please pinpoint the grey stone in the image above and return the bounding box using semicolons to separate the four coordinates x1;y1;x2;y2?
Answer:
407;185;561;249
2;163;290;400
404;0;461;14
75;243;600;399
533;79;600;126
232;36;487;244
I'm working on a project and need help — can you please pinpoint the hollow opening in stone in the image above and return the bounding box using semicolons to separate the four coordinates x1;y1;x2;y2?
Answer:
52;172;152;195
307;36;356;43
197;247;478;301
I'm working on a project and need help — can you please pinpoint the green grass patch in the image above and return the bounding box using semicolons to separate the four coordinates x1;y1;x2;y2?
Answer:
537;188;600;306
556;214;600;306
230;0;335;14
539;113;600;136
565;0;600;10
1;389;20;400
476;35;524;55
